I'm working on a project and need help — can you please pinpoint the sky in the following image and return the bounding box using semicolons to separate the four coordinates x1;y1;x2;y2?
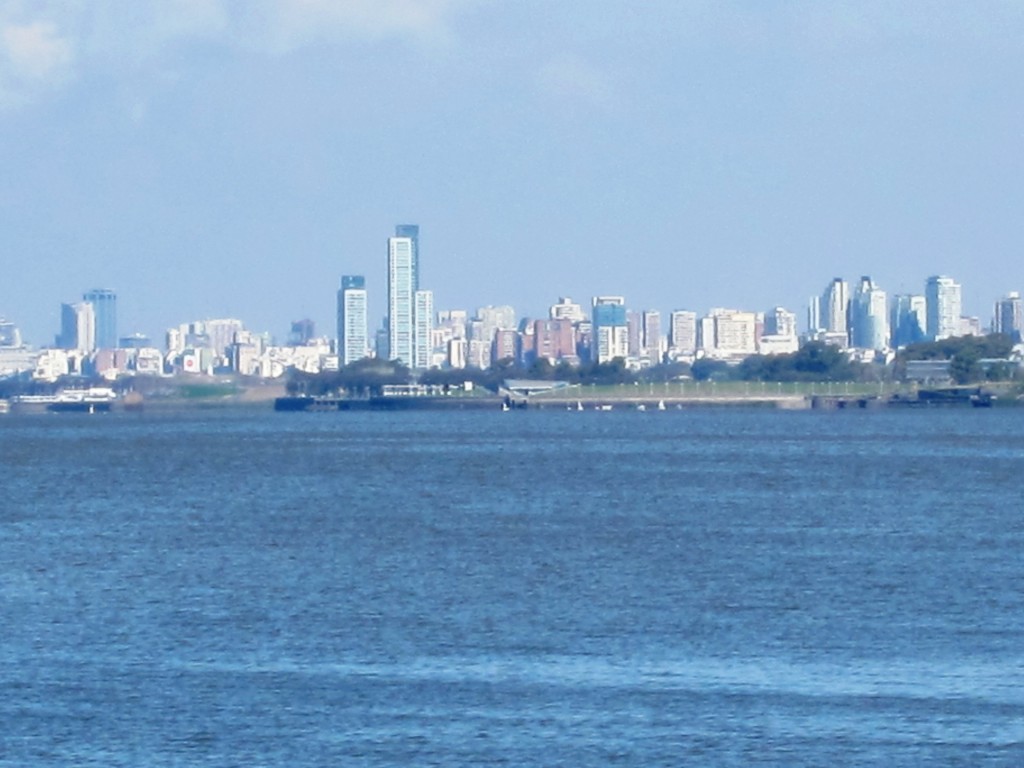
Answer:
2;0;1023;346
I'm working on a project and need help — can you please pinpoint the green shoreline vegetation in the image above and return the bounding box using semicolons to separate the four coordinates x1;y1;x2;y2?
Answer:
2;335;1021;407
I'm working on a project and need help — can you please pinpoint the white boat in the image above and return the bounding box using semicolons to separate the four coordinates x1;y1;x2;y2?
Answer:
11;387;117;414
636;404;646;411
657;400;666;411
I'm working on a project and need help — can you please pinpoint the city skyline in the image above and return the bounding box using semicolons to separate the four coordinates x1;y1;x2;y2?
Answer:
4;250;1024;383
2;262;1021;353
2;4;1024;346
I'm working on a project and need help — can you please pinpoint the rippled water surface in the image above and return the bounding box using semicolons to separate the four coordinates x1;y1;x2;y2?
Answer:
2;407;1023;766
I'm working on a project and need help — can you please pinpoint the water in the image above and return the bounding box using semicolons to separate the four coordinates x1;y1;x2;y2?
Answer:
2;407;1023;766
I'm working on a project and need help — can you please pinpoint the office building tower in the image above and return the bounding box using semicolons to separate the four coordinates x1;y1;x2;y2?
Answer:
820;278;849;345
57;301;96;353
337;275;369;365
413;289;434;369
626;310;643;358
759;307;799;355
890;294;926;348
289;319;315;346
533;318;576;363
925;275;962;341
394;224;420;291
438;310;468;340
993;292;1023;341
592;296;628;363
807;295;821;333
493;328;519;364
475;305;517;350
387;235;416;366
203;319;245;358
549;297;586;323
84;288;117;350
642;310;662;364
850;276;889;350
698;308;758;358
764;307;797;338
375;320;389;360
669;310;697;357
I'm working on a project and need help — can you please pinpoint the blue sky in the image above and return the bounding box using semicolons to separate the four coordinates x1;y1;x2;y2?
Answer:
2;1;1023;346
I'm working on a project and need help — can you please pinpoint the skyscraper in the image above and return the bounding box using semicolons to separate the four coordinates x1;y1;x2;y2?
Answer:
668;310;697;357
849;276;889;350
413;289;434;369
83;288;116;349
993;292;1023;341
57;302;95;353
925;275;962;341
592;296;628;363
890;294;927;348
337;275;369;365
642;310;662;365
394;224;420;291
820;278;849;346
387;228;428;370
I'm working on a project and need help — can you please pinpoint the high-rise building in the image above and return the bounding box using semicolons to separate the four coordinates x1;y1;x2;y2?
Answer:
394;224;420;291
493;328;519;364
699;308;758;358
925;275;962;341
993;292;1023;341
203;319;245;358
592;296;628;363
289;319;315;346
549;297;585;323
668;310;697;357
820;278;849;346
84;288;117;350
759;307;799;355
57;302;95;353
474;305;517;351
387;235;416;366
533;318;576;363
413;289;434;369
807;295;821;333
437;310;468;340
890;294;926;348
337;275;369;365
589;296;626;364
626;310;643;358
849;276;889;350
642;310;662;365
764;307;797;338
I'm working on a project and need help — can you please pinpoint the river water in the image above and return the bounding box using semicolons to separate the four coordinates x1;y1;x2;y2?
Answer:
2;407;1022;766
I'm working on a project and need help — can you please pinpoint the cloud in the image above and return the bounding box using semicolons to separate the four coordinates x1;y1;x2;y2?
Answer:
0;18;74;106
254;0;475;52
0;0;481;109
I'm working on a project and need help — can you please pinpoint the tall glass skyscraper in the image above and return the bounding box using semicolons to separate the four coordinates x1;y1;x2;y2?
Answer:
337;275;368;366
83;288;117;349
413;290;434;369
592;296;628;363
925;275;962;341
57;301;95;352
819;278;849;343
394;224;420;291
849;276;889;350
388;236;416;367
